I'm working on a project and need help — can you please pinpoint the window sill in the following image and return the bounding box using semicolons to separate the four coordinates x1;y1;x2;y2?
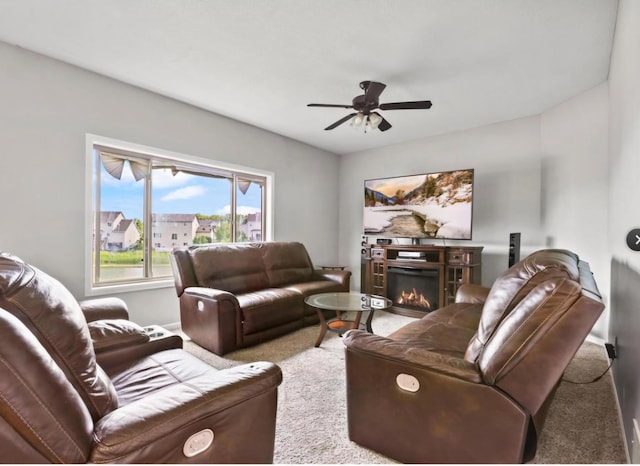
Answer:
85;278;174;297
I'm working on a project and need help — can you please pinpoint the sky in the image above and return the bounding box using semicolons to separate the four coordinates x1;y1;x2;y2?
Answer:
100;162;261;220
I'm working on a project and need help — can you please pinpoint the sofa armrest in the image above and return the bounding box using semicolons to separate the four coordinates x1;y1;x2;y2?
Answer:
312;269;352;289
91;362;282;463
343;330;481;383
79;297;129;322
88;319;149;352
88;320;184;371
455;283;491;304
343;331;530;463
179;287;241;355
183;286;238;302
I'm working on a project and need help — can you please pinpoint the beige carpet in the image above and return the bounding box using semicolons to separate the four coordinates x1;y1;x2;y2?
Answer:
183;312;628;464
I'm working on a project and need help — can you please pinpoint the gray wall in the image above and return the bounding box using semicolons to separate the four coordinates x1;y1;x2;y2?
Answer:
0;41;341;327
608;0;640;457
540;83;610;337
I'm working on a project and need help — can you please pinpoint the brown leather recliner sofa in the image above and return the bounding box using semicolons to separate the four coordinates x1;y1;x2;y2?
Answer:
170;241;351;355
0;252;282;463
343;249;605;464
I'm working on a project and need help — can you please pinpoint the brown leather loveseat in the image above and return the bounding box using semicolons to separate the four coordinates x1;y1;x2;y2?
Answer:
343;249;604;463
0;252;282;463
171;241;351;355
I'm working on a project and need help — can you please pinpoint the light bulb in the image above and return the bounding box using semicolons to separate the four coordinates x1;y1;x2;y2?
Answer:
350;112;364;128
368;112;382;128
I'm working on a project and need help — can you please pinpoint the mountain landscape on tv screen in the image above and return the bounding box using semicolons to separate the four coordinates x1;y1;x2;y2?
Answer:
364;169;473;239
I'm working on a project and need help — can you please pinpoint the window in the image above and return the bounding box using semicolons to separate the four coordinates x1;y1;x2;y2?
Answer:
86;134;272;293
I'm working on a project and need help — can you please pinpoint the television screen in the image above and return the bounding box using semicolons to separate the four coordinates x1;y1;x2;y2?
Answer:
364;169;474;240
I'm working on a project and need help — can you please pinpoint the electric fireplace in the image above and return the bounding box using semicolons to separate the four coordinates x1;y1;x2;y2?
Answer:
386;266;440;313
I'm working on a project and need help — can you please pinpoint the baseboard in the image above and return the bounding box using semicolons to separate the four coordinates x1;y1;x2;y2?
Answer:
591;334;633;464
608;368;631;463
585;334;606;346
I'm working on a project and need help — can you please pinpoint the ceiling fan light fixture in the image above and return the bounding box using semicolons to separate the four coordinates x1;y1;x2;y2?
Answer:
350;112;365;128
368;112;382;128
308;80;431;132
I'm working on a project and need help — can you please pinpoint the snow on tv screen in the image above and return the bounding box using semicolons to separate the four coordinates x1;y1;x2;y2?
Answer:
363;169;474;240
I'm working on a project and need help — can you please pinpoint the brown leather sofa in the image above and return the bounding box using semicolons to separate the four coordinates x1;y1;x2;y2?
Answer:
0;252;282;463
343;249;604;463
171;241;351;355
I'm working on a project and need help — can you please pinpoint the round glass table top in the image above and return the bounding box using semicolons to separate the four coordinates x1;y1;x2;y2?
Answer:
304;292;392;311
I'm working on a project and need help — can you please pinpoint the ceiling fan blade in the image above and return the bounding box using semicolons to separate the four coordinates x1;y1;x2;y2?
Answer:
308;103;353;109
378;117;392;132
324;113;357;130
379;100;432;110
363;81;386;102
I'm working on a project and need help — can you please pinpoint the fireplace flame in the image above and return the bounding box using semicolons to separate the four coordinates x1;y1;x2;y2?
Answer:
397;288;432;310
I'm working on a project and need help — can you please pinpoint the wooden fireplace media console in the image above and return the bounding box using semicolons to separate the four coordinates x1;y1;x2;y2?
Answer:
361;244;483;318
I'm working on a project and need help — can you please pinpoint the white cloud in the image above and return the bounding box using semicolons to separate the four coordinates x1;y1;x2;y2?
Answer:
152;168;192;188
161;185;206;201
217;204;260;215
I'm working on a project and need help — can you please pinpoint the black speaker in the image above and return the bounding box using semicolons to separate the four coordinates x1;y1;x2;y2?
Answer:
360;240;371;293
508;232;521;267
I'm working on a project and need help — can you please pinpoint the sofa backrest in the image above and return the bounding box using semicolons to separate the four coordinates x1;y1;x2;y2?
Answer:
464;249;580;362
184;243;270;294
0;253;118;422
261;242;314;287
170;242;315;295
465;250;604;424
0;309;94;463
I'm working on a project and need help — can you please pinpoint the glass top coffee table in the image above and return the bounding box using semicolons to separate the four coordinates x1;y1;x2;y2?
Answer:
305;292;392;347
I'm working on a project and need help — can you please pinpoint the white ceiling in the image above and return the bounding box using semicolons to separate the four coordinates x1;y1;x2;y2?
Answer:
0;0;618;155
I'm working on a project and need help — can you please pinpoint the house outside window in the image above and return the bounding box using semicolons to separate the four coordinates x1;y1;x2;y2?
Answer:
86;134;273;294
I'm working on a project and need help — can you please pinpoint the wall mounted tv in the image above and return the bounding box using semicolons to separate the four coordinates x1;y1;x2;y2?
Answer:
364;168;474;240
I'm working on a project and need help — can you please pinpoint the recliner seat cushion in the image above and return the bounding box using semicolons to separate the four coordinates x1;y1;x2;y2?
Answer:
107;349;222;406
388;302;483;357
0;253;118;420
237;288;303;335
284;279;346;305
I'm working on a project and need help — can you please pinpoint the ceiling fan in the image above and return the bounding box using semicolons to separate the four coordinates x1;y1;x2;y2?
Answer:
307;80;432;132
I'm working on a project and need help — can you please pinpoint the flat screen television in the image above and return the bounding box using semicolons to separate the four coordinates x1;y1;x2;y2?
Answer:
364;168;474;240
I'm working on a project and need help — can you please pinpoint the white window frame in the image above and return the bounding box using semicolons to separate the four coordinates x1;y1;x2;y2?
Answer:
84;133;274;296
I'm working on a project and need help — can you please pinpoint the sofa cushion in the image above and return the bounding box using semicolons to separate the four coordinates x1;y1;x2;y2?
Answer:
388;302;483;357
108;349;219;406
261;242;314;287
237;288;304;335
465;249;579;362
284;279;346;300
190;243;270;294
